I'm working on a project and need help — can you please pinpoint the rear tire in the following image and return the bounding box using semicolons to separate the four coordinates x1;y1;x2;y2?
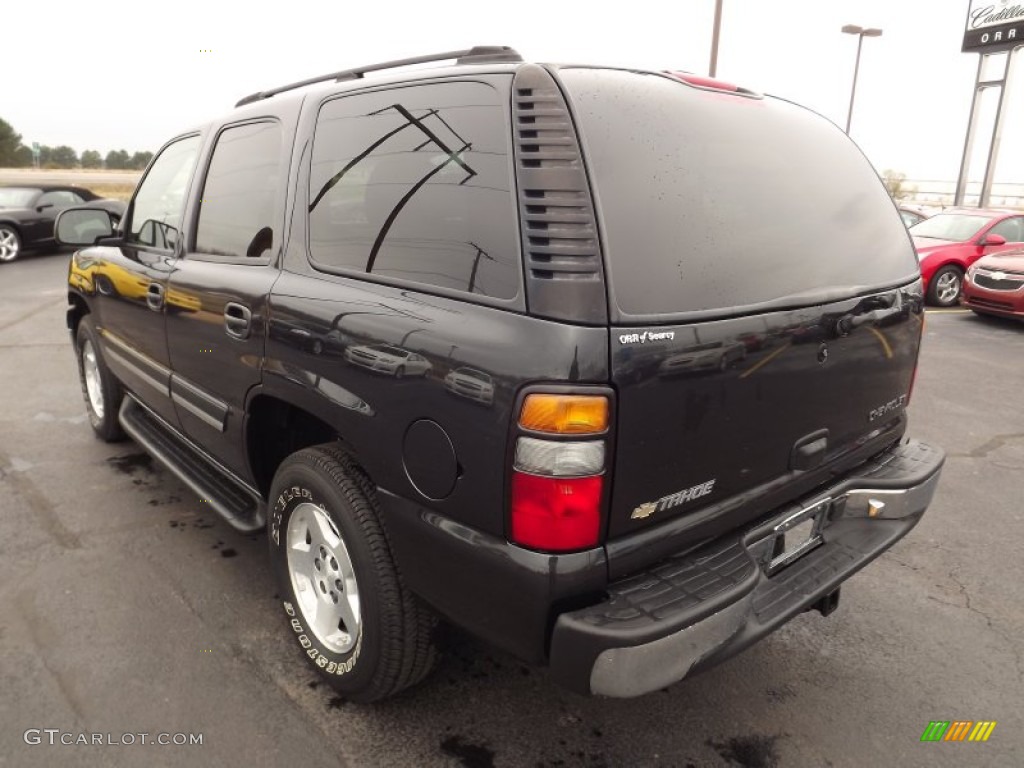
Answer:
0;224;22;263
268;443;438;702
927;265;963;307
75;316;125;442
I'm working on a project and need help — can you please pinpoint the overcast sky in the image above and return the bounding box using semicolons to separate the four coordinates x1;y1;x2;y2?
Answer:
2;0;1021;182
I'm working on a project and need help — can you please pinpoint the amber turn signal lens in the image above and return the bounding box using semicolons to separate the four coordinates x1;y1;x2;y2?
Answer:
519;394;608;434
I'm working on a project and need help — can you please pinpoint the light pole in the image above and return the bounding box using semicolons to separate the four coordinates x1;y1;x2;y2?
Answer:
709;0;724;78
841;24;882;135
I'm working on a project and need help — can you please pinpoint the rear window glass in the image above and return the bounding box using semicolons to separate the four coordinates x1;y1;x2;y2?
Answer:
559;69;918;318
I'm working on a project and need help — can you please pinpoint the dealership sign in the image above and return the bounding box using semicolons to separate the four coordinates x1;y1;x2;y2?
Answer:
963;1;1024;51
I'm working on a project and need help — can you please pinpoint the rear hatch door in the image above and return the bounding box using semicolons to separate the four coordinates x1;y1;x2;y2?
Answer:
557;68;923;554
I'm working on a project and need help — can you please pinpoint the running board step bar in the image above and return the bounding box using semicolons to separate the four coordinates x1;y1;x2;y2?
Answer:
119;396;264;531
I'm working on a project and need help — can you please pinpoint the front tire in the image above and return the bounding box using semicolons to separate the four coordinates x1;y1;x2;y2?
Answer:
75;316;125;441
268;444;438;702
0;224;22;262
927;265;963;307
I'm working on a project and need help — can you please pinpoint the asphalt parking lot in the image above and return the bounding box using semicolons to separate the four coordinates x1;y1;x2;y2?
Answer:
1;250;1022;768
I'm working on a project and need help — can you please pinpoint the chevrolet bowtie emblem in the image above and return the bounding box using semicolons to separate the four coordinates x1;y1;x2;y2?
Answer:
631;502;657;520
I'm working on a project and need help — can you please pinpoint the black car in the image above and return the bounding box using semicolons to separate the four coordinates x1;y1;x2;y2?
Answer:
0;184;124;262
56;46;944;702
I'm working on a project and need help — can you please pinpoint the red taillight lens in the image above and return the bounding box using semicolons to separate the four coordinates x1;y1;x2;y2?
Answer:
510;471;602;552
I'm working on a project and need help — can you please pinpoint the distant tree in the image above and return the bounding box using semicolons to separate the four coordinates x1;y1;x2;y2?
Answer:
129;150;154;170
81;150;102;169
13;145;33;168
105;149;130;170
0;118;23;165
51;145;78;168
37;145;54;166
882;169;917;201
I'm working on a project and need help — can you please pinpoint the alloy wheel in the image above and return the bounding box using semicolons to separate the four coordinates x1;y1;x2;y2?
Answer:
0;227;20;262
286;502;361;654
82;340;105;419
936;271;961;305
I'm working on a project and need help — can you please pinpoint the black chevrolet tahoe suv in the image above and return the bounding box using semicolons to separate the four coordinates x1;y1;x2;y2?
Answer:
57;46;944;702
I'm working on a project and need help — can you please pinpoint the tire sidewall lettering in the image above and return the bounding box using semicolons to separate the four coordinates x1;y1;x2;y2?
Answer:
285;601;363;676
270;486;312;546
276;484;363;679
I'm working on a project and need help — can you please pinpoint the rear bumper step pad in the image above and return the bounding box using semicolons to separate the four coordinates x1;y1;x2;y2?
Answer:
548;439;944;697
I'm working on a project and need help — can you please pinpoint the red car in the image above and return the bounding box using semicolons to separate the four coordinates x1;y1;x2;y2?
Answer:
963;249;1024;320
909;209;1024;306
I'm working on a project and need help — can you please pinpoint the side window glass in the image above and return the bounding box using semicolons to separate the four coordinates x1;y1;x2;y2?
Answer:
127;136;201;251
38;190;78;207
195;122;283;260
990;217;1022;243
308;81;520;300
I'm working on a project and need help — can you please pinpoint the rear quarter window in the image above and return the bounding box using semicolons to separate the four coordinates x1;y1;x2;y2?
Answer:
308;80;521;302
558;68;918;319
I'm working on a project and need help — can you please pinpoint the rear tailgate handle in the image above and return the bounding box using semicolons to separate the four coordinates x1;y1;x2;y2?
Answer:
146;283;164;311
791;429;829;472
224;302;252;339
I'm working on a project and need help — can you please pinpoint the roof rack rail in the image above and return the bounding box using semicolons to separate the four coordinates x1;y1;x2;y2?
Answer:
235;46;522;108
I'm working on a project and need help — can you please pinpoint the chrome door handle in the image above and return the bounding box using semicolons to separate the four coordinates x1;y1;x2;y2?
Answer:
146;283;164;311
224;302;252;339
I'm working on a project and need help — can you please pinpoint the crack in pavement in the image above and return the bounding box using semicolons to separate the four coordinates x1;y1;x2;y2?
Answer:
0;297;65;334
14;592;87;724
947;565;1024;683
143;555;353;766
948;433;1024;459
0;449;81;550
884;554;921;572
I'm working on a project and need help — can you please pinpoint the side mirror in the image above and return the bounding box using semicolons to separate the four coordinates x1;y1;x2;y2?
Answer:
55;207;119;246
36;203;54;212
981;233;1007;247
